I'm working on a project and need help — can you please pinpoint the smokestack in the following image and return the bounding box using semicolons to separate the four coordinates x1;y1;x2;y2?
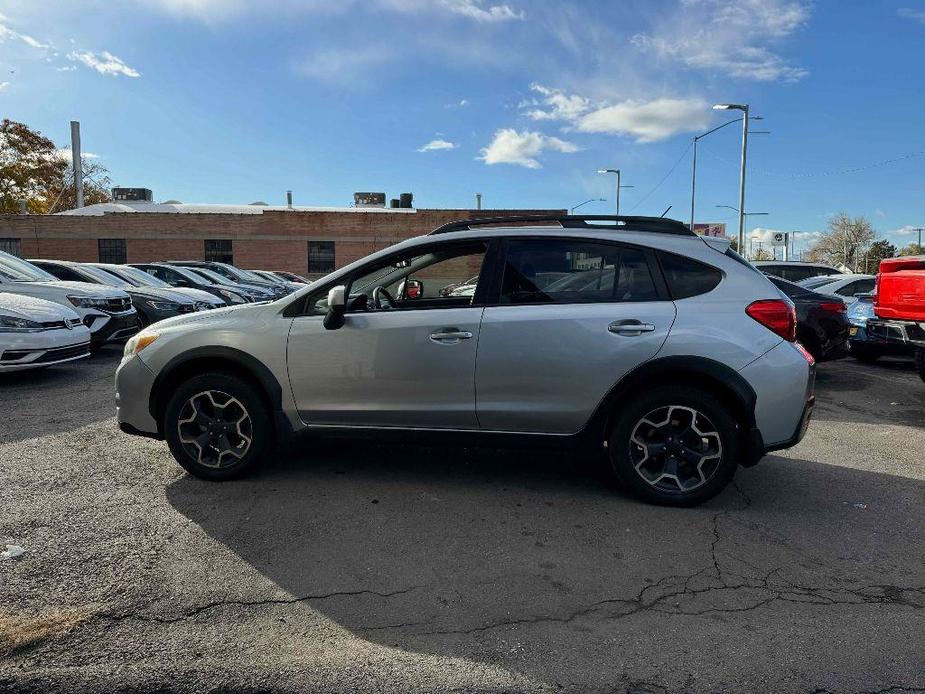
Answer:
70;121;84;209
286;190;293;210
475;193;482;210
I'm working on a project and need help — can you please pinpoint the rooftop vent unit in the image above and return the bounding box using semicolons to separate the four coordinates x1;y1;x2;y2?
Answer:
399;192;414;209
112;187;153;202
354;192;386;208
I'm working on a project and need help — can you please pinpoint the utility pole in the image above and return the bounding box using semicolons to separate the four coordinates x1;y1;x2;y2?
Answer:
913;227;924;251
70;121;84;209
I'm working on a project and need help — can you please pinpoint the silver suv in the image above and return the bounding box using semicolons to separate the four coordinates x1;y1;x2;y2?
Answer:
116;216;815;506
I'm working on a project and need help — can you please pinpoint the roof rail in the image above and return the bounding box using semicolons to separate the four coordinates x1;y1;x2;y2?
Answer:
428;214;697;237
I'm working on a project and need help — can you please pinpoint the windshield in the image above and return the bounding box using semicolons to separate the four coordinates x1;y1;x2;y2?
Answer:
108;265;171;289
0;252;59;282
800;275;842;289
75;265;134;288
191;267;230;284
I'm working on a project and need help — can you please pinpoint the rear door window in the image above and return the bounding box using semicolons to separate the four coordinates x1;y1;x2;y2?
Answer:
657;252;722;299
499;239;659;305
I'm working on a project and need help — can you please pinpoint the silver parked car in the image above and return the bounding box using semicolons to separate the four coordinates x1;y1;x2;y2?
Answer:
116;215;816;506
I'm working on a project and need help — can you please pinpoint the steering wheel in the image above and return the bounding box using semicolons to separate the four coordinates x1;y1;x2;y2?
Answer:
372;285;395;310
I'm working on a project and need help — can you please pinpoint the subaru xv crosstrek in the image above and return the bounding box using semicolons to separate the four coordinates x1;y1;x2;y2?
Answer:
116;215;816;506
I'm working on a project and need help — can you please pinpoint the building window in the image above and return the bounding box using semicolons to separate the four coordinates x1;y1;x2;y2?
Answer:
98;238;127;264
0;238;22;257
308;241;335;274
204;239;233;264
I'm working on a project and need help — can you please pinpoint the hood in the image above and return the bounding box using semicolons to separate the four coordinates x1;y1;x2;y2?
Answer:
0;292;81;322
10;280;129;299
146;301;259;331
125;286;196;304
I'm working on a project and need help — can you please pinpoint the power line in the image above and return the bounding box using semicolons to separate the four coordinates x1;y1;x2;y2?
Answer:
700;145;925;180
628;141;692;213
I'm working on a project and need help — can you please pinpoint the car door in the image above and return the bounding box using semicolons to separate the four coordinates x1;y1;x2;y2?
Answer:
287;240;490;429
475;237;676;434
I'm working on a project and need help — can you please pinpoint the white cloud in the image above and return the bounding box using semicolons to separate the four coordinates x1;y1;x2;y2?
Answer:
442;0;523;22
297;45;392;84
524;83;590;121
632;0;811;82
17;32;48;49
0;20;50;50
479;128;578;169
417;138;458;152
56;65;77;72
68;50;140;77
898;7;925;23
521;85;709;143
887;225;924;237
576;97;711;143
0;81;9;92
55;148;100;163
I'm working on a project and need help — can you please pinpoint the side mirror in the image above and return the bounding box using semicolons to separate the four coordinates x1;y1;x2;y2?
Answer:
404;279;423;299
323;285;347;330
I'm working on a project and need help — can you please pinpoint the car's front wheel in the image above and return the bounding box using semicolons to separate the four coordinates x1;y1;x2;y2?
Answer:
607;386;739;507
164;372;271;480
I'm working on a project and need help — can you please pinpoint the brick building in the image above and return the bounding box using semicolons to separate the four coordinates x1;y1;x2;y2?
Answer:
0;202;565;278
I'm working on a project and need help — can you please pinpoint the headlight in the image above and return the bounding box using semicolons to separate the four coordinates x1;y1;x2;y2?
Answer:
145;300;181;311
67;295;109;309
0;315;44;332
124;331;159;358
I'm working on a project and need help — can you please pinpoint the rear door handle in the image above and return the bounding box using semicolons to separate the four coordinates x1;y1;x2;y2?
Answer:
608;319;656;336
430;328;474;343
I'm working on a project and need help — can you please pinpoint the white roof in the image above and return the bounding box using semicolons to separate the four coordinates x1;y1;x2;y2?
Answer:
56;202;418;216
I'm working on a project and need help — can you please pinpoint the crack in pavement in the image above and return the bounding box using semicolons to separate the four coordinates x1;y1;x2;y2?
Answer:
97;585;426;625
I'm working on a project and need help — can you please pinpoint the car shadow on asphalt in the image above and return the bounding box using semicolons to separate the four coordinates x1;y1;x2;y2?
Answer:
164;439;925;686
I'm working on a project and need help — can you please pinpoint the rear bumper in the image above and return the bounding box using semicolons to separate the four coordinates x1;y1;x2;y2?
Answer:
866;319;925;348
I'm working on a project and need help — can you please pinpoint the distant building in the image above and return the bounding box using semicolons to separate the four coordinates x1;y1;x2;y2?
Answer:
693;222;727;238
0;192;564;277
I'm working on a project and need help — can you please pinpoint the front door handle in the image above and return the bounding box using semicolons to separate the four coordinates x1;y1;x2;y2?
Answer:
430;328;474;344
608;319;656;336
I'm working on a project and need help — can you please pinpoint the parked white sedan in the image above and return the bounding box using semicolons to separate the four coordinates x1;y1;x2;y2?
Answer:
0;293;91;372
797;273;876;305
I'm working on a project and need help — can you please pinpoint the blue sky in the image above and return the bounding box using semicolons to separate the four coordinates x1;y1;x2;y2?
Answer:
1;0;924;253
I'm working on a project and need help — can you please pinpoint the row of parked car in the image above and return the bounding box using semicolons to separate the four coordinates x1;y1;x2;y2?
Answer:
0;251;308;372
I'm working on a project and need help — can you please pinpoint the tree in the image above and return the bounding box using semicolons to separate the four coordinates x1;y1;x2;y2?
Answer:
45;158;112;213
862;239;896;273
899;243;925;257
752;247;774;261
0;119;112;214
805;213;876;272
0;119;67;213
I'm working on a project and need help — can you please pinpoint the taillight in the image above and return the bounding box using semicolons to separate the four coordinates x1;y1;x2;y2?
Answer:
746;299;797;341
794;341;816;366
819;301;846;313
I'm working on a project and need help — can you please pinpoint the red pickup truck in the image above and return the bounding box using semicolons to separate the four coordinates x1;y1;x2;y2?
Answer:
867;256;925;381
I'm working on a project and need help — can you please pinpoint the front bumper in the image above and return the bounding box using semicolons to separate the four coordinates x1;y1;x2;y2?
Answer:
0;329;91;371
90;311;140;346
115;354;161;438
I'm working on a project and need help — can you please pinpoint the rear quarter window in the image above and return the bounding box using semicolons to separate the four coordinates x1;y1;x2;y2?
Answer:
657;252;722;299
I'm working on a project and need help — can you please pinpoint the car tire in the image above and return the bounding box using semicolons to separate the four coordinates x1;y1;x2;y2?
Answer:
164;372;271;481
607;386;739;507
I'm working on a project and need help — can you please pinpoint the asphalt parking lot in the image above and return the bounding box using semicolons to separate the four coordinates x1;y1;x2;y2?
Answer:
1;349;923;694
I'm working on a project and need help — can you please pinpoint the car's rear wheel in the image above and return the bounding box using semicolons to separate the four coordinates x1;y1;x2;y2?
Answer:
607;386;739;507
164;372;271;480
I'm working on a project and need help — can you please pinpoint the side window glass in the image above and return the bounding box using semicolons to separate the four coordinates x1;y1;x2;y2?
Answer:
835;281;856;296
345;242;488;312
500;240;658;305
657;251;722;299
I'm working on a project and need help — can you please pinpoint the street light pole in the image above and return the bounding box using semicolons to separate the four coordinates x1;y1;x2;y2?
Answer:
597;169;633;216
713;104;750;252
690;137;698;231
570;198;606;214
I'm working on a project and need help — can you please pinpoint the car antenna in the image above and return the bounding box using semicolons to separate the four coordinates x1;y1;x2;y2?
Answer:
659;205;672;218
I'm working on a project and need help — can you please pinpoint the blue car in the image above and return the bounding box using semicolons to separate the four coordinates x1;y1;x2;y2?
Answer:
848;293;915;361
